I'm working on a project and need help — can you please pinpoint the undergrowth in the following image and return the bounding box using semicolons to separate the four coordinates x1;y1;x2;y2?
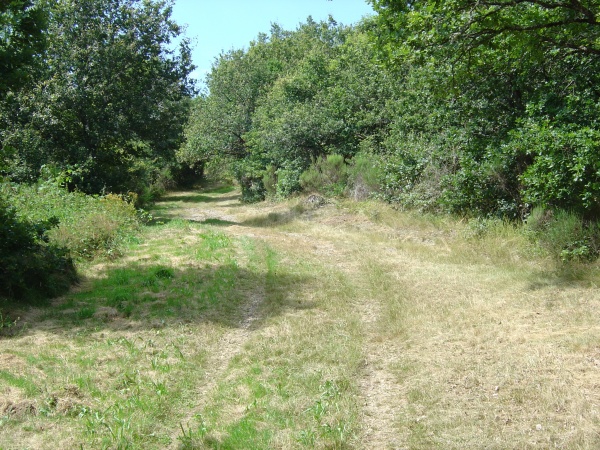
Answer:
1;181;142;261
0;197;76;303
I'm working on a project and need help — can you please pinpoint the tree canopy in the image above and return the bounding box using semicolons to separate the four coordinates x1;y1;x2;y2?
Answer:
1;0;195;195
0;0;47;95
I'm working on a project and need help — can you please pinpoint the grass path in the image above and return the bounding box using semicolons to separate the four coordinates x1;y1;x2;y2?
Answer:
2;186;600;448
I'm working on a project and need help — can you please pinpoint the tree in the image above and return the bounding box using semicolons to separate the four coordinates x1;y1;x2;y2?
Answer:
369;0;600;59
2;0;196;193
0;0;47;95
368;0;600;218
179;18;398;201
178;23;297;200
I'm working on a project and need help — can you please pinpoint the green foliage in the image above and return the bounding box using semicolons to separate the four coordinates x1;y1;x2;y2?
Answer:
346;150;384;201
368;0;600;63
507;123;600;218
526;208;600;263
0;0;47;95
1;182;140;260
175;6;600;262
233;159;267;203
1;0;195;195
0;197;76;302
275;160;304;198
262;165;278;199
180;18;393;197
300;154;349;197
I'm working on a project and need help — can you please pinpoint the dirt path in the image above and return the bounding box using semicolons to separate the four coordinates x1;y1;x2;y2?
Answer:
4;187;600;449
160;190;408;448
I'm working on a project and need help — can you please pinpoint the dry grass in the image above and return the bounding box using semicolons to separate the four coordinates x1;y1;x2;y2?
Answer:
1;187;600;448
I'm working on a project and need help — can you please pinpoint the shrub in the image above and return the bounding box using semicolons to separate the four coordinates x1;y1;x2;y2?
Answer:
1;182;141;260
276;162;304;198
378;134;444;211
525;207;600;262
233;159;267;203
262;165;277;199
300;154;348;197
347;152;384;200
0;199;77;302
508;123;600;219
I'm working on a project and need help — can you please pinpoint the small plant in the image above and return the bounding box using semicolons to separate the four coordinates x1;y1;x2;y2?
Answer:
347;151;384;200
178;415;209;449
0;313;19;335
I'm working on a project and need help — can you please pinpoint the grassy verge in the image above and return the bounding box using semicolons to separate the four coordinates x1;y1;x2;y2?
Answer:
0;219;247;448
178;239;364;449
1;181;141;261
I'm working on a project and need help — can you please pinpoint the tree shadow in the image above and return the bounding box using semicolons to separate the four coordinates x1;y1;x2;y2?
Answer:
241;205;309;228
145;217;240;227
201;218;239;226
201;185;236;195
526;264;598;291
157;194;240;204
0;258;316;337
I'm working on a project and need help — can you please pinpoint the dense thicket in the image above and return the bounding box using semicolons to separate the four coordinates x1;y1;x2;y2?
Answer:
180;5;600;226
369;0;600;219
0;194;77;302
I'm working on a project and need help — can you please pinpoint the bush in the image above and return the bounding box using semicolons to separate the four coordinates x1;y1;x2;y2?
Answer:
300;154;348;197
526;207;600;262
378;133;447;212
136;165;176;206
508;122;600;219
0;199;77;302
347;152;384;200
262;165;277;199
1;182;141;260
276;161;304;198
234;160;266;203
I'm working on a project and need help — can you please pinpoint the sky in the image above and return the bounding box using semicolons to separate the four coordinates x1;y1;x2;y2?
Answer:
170;0;374;84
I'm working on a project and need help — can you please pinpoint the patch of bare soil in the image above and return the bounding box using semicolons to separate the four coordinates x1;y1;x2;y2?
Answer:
2;400;38;418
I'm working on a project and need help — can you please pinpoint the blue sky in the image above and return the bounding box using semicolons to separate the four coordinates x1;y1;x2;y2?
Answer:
170;0;374;83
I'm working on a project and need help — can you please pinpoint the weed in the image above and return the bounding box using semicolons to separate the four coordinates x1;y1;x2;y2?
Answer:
527;207;600;262
178;415;208;449
76;306;96;320
0;312;19;335
0;370;39;396
1;181;140;261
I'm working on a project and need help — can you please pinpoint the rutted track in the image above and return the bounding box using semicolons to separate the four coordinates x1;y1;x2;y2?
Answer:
158;190;419;448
